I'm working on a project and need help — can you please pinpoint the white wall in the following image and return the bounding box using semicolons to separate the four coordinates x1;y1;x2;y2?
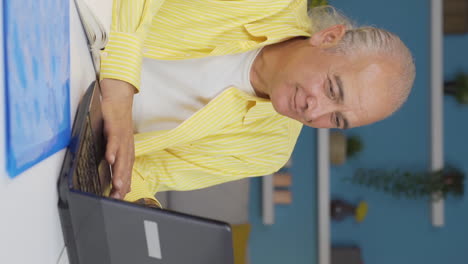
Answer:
0;0;100;263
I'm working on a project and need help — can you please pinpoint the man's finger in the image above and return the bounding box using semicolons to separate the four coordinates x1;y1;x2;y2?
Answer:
110;190;121;199
110;150;132;199
118;139;135;195
105;135;119;165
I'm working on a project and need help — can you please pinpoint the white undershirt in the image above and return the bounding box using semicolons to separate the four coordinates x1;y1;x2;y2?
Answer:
133;48;262;133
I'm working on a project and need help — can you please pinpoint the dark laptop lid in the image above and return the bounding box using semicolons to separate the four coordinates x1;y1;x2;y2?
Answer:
58;81;234;264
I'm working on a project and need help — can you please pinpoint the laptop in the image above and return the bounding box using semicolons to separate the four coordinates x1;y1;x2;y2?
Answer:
57;81;234;264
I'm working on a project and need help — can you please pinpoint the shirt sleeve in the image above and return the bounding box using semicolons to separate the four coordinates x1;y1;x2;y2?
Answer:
132;146;289;194
130;120;302;194
99;0;164;92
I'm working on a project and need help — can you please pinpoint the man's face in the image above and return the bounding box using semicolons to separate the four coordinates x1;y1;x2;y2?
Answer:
269;44;395;129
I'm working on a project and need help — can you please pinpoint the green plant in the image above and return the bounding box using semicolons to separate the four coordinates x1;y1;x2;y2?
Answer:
444;72;468;104
344;166;465;200
309;0;328;9
346;135;363;158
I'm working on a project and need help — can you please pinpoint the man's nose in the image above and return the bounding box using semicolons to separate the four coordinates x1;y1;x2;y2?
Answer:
304;95;333;121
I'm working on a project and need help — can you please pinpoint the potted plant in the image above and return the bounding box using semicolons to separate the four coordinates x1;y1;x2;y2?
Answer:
344;166;465;200
331;199;368;223
330;131;363;165
444;72;468;104
309;0;328;9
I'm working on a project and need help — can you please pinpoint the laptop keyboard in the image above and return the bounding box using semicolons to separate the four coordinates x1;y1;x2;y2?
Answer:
75;116;102;195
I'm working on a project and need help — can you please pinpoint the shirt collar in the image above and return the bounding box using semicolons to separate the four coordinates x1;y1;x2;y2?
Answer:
226;87;277;125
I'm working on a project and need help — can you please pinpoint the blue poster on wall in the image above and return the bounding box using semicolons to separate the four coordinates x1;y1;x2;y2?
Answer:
4;0;70;178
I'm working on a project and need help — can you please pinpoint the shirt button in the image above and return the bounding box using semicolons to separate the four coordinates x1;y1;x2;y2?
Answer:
101;51;108;57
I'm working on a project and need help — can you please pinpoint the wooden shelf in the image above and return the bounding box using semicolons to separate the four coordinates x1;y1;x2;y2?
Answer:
262;174;274;225
318;128;330;264
431;0;444;228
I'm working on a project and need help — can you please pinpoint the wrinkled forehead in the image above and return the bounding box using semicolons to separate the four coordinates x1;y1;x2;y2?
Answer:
347;62;398;128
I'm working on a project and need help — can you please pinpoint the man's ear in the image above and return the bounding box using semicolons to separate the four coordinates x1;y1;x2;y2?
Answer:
308;24;346;47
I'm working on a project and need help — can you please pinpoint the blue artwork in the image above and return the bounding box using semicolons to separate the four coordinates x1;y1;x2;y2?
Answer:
4;0;70;177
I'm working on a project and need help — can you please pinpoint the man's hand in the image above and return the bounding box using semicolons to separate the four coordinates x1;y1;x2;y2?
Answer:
100;78;136;199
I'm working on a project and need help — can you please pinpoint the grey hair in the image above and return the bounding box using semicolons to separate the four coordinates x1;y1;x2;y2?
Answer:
308;6;416;115
308;5;356;34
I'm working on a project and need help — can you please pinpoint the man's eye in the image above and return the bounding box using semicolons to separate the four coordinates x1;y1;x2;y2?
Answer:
334;113;341;128
328;78;336;100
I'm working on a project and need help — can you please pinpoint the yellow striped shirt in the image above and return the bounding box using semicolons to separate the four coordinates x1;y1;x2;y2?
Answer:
127;88;303;202
100;0;312;90
100;0;313;202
